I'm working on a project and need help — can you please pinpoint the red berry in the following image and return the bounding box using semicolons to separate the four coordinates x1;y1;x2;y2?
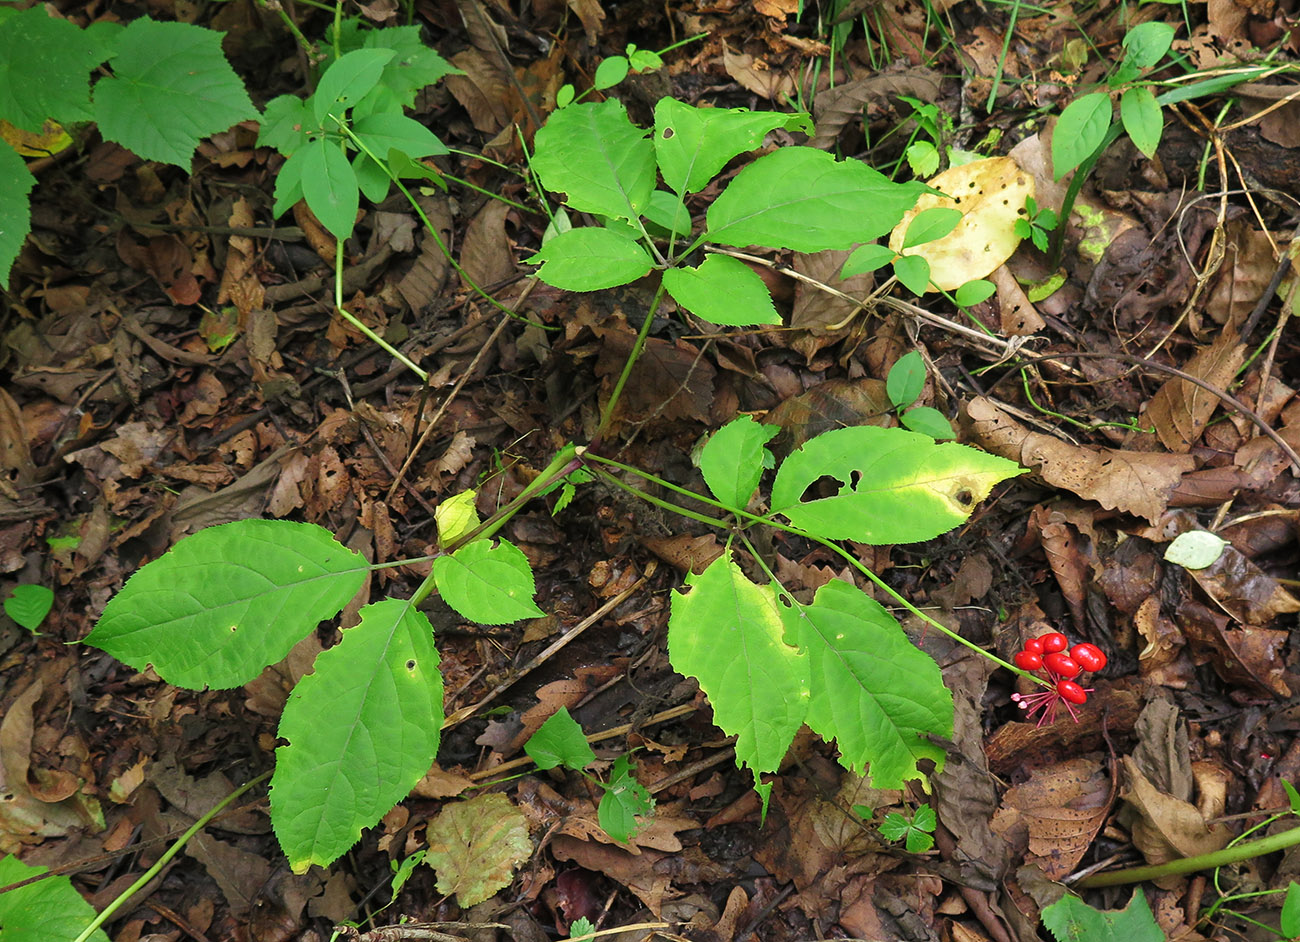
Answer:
1014;651;1043;671
1057;680;1088;704
1070;643;1107;672
1044;652;1081;678
1040;632;1068;654
1023;637;1045;655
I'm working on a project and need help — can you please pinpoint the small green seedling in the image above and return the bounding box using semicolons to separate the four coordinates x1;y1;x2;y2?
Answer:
4;584;54;633
568;916;597;940
886;350;955;440
525;707;655;843
876;803;937;853
1014;196;1059;254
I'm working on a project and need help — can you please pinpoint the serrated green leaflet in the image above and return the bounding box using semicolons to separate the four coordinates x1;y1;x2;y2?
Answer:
355;26;459;116
529;227;654;291
699;415;779;509
526;706;595;771
668;555;807;798
272;597;442;872
0;854;110;942
662;253;780;326
706;147;929;252
598;754;653;843
93;18;255;168
0;7;102;130
0;142;35;288
85;519;368;689
433;539;544;624
781;579;950;788
258;94;314;154
1040;888;1162;942
652;97;811;196
531;100;655;221
770;425;1024;544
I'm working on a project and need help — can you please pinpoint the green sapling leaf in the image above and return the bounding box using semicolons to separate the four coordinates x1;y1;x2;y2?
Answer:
569;916;597;940
668;554;808;806
1119;86;1163;158
661;253;781;327
528;227;655;291
1283;778;1300;813
1283;882;1300;936
526;706;596;771
900;406;956;441
901;207;963;249
892;254;931;295
698;414;780;509
643;191;692;236
312;48;394;124
0;854;111;942
351;112;449;162
272;597;442;873
598;753;654;843
353;26;460;117
594;56;630;89
272;147;308;218
1122;21;1176;68
86;519;369;690
954;279;996;307
1052;93;1112;179
532;100;656;221
706;147;930;252
0;7;103;130
433;539;545;624
770;425;1025;544
1040;888;1162;942
841;243;896;279
259;94;314;155
905;140;940;177
886;351;926;410
436;489;481;548
4;584;53;633
627;46;663;72
300;137;361;240
0;141;35;289
93;18;256;168
781;579;951;788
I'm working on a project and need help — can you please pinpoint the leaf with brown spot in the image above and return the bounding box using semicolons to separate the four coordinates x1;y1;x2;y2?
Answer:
990;756;1112;880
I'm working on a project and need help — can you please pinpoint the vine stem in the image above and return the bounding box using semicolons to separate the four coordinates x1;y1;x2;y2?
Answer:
591;282;669;447
74;771;271;942
1075;823;1300;889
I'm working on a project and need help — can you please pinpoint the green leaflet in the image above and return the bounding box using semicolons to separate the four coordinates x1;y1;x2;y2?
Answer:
661;253;781;327
0;7;102;130
668;554;807;804
0;141;35;289
770;425;1025;544
1041;888;1162;942
272;597;443;873
300;137;361;240
781;579;951;788
1052;92;1112;179
92;18;255;168
85;519;369;689
531;100;656;221
0;855;110;942
312;48;393;124
528;227;655;292
698;414;779;509
433;539;545;625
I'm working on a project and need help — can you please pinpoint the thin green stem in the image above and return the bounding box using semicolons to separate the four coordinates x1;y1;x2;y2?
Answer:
258;0;316;57
1076;823;1300;888
592;282;669;444
1047;121;1124;270
436;171;531;212
75;771;271;942
985;0;1020;112
332;237;429;382
588;467;734;529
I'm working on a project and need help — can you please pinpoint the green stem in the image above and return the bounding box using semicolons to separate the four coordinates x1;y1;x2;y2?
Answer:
1076;823;1300;888
332;238;429;382
588;467;734;529
592;282;669;445
1046;121;1124;270
75;771;271;942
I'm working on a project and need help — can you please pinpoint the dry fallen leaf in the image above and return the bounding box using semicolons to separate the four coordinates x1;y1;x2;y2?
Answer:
990;756;1112;880
424;792;532;907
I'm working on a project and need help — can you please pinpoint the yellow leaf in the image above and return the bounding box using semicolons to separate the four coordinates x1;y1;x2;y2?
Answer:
1;118;72;158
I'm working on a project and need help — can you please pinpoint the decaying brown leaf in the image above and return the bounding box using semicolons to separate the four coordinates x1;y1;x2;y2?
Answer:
1146;332;1245;452
990;756;1112;880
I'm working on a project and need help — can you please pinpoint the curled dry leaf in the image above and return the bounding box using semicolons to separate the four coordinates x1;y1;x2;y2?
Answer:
966;397;1196;523
1145;332;1245;453
990;756;1112;881
888;157;1035;291
1119;756;1229;886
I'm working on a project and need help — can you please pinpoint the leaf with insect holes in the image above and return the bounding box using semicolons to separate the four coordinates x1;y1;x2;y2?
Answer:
598;753;654;843
93;18;256;168
886;351;926;410
0;855;110;942
1053;93;1112;179
433;539;544;625
698;415;780;509
4;585;52;633
770;425;1025;544
424;792;532;907
669;554;807;807
1041;888;1163;942
526;707;596;771
532;100;655;221
707;147;930;252
781;579;950;788
272;597;442;873
653;97;812;196
528;227;654;292
1120;86;1163;158
662;253;781;326
85;520;369;690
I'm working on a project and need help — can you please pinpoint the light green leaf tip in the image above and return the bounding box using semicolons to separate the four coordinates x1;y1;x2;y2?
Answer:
433;538;544;625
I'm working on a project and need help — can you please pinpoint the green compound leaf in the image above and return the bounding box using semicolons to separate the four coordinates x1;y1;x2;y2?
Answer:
354;26;459;116
351;112;449;161
668;554;807;803
662;253;780;327
424;792;532;907
433;539;545;625
532;99;655;221
0;854;110;942
698;414;779;509
1052;92;1112;180
879;811;912;842
1120;85;1163;158
93;18;256;168
272;597;442;873
598;753;654;843
886;350;926;410
770;425;1025;544
85;520;369;690
258;94;314;155
312;48;393;125
0;7;103;130
526;706;596;771
653;97;812;196
4;584;53;633
300;137;360;240
528;227;654;291
1041;888;1163;942
706;147;929;252
0;141;35;289
782;579;951;788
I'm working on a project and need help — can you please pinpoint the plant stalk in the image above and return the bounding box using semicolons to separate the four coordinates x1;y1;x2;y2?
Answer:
591;283;669;447
1075;823;1300;888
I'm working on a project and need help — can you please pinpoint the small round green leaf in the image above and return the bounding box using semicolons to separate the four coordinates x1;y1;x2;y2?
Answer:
841;243;896;279
954;279;996;307
1164;530;1228;570
433;539;544;624
4;584;52;632
1122;21;1176;68
892;253;932;294
886;351;926;410
698;414;781;508
900;406;956;440
593;56;630;90
598;754;653;843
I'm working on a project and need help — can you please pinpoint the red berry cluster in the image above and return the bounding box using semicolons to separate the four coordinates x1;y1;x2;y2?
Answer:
1010;632;1107;725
